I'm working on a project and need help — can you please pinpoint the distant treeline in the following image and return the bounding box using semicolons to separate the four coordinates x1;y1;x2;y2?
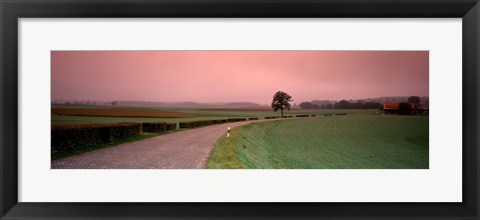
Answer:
299;100;382;109
51;100;263;108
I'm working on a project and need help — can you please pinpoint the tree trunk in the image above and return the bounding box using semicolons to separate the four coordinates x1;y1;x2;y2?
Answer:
281;109;284;118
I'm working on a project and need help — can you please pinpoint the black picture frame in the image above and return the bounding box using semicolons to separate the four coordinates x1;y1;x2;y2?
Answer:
1;0;479;219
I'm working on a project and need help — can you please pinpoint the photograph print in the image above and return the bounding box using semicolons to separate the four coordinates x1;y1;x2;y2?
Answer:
51;50;429;169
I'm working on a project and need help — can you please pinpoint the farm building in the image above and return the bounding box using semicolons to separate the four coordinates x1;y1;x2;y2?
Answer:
383;102;415;114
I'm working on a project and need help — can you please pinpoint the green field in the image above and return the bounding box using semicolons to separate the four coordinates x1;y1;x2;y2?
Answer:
206;113;429;169
52;106;429;169
51;106;373;125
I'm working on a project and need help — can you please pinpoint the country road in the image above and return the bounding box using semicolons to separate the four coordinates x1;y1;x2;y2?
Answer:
51;120;259;169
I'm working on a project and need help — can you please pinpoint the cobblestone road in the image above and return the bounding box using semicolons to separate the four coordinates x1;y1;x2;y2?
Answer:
51;121;254;169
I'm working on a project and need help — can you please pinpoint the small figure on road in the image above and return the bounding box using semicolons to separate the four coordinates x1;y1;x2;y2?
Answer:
227;127;231;138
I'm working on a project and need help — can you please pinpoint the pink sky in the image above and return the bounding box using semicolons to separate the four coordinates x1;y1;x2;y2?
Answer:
51;51;428;105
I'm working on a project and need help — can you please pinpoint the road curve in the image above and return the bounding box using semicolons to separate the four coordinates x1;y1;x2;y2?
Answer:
51;120;257;169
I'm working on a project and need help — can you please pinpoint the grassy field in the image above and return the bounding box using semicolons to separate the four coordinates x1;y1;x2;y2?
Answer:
206;113;429;169
51;105;428;168
52;105;374;125
52;107;197;118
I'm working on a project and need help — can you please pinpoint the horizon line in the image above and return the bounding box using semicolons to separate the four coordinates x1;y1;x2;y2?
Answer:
51;95;430;104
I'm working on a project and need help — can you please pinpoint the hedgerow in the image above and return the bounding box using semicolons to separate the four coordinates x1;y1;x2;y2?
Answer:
51;122;141;153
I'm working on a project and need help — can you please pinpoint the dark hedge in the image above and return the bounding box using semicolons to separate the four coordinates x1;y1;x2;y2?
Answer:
179;118;247;129
166;123;177;131
51;122;141;153
142;122;167;133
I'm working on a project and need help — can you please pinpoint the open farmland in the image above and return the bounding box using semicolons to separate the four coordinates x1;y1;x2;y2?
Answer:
206;113;429;169
52;107;197;118
51;106;374;126
175;108;371;118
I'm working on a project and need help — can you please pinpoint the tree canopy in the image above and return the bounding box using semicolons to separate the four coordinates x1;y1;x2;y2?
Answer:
299;100;381;109
408;96;421;108
271;91;293;117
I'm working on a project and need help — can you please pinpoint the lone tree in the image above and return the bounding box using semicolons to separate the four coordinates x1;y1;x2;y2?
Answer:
271;91;293;118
